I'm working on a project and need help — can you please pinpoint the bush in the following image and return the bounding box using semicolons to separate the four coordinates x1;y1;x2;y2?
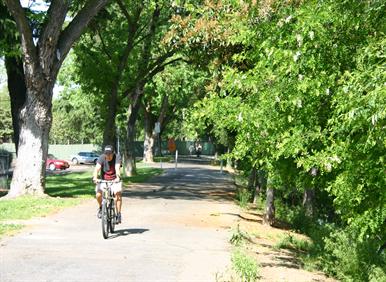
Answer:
236;187;252;208
323;228;386;282
276;204;314;234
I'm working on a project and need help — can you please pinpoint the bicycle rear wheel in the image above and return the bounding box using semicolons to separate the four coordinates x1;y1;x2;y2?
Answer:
101;202;109;239
108;199;116;234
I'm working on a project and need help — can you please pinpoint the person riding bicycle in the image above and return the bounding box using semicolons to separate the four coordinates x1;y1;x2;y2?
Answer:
93;145;122;224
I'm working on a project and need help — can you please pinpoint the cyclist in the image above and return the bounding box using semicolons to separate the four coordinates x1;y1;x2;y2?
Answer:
93;145;122;224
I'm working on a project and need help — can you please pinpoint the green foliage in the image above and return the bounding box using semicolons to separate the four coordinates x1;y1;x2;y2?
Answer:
231;249;259;282
230;224;251;247
323;228;386;282
236;187;252;209
50;52;104;144
325;36;386;241
275;233;313;253
50;88;103;145
276;204;314;234
179;0;385;280
145;62;208;140
0;86;13;143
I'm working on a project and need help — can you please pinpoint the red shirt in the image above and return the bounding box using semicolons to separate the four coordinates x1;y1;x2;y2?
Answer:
97;154;121;180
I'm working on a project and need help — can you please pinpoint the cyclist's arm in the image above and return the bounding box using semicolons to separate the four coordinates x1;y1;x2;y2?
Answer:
93;163;102;182
115;163;121;181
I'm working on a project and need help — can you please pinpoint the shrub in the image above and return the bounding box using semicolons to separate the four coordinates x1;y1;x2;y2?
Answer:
236;187;252;208
323;228;386;282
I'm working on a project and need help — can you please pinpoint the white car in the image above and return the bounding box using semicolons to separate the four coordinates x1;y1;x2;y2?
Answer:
70;152;100;165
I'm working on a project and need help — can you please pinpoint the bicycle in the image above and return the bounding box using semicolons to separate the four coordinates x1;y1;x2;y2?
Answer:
97;180;119;239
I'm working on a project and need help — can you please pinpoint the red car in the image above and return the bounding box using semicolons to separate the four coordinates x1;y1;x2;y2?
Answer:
46;154;70;171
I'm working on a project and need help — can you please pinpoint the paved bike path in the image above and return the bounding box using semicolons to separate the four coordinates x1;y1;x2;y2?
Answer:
0;163;239;282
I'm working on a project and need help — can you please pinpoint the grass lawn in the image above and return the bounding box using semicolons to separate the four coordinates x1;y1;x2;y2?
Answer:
0;167;163;238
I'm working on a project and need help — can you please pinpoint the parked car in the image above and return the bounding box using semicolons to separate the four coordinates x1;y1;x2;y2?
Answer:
46;154;70;171
70;152;100;165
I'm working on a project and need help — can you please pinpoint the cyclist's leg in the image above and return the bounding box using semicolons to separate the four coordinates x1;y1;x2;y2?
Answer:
112;182;122;223
95;183;103;208
115;191;122;213
112;182;122;212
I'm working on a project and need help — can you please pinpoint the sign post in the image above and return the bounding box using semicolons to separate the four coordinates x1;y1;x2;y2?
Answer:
175;150;178;169
154;122;161;168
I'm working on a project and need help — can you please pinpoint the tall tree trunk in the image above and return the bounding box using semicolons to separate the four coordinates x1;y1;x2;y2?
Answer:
156;94;169;156
102;85;118;148
303;188;315;217
101;11;139;148
142;93;169;162
7;86;53;197
143;108;156;163
5;56;26;154
264;186;275;226
248;167;257;202
226;147;232;169
124;86;143;176
253;170;266;204
124;114;137;177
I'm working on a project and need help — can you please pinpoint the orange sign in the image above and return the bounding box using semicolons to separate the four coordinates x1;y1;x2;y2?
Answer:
168;138;176;152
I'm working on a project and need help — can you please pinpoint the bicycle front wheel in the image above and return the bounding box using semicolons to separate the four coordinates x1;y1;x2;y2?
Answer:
101;202;109;239
108;199;116;234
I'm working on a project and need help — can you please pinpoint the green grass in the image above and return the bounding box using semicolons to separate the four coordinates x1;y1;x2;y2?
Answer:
153;156;173;162
46;171;95;198
274;233;321;271
123;167;163;184
230;226;260;281
275;233;312;251
0;195;82;221
0;223;24;238
231;249;260;282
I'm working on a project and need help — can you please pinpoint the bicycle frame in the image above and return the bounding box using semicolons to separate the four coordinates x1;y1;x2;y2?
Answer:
97;180;117;239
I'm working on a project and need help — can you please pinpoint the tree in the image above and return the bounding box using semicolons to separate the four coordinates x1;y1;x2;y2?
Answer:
179;0;385;279
0;2;27;152
142;62;207;162
49;52;103;145
3;0;110;197
72;0;183;175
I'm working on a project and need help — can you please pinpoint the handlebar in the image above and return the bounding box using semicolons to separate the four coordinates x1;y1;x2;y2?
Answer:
95;179;121;184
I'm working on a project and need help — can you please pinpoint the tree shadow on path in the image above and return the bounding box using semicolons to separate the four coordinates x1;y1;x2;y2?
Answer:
122;167;236;202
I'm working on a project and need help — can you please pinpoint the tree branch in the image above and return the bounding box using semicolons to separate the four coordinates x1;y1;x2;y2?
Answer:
97;28;113;61
58;0;110;64
39;0;69;68
3;0;38;70
146;56;183;81
116;0;131;23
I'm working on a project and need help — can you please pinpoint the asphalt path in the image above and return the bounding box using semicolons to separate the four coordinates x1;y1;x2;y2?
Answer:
0;161;239;282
